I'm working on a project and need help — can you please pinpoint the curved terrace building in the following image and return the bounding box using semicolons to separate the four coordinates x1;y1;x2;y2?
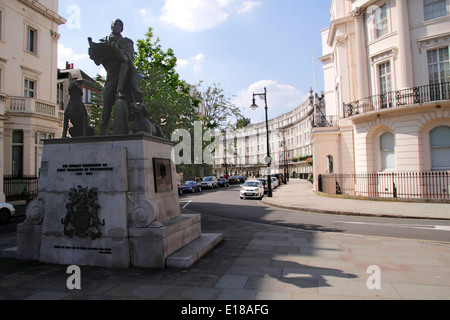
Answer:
213;90;329;180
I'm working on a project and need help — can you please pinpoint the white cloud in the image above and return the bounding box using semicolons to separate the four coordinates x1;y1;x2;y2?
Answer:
233;80;308;124
176;53;205;76
160;0;229;32
57;44;89;69
237;1;261;14
159;0;260;32
138;8;159;25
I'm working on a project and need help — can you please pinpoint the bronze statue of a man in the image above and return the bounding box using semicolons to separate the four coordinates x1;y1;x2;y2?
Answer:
89;19;145;135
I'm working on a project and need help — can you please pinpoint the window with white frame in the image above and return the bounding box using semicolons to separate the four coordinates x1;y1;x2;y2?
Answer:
380;132;395;170
12;131;24;177
24;78;36;98
35;132;54;175
0;9;3;42
374;4;388;38
57;82;64;110
427;47;450;100
424;0;448;21
430;126;450;170
26;26;38;54
326;155;334;174
378;61;392;108
379;62;392;93
82;87;87;103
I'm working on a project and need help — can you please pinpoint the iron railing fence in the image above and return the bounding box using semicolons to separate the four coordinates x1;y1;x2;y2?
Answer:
3;175;39;202
344;82;450;118
312;115;339;128
318;171;450;201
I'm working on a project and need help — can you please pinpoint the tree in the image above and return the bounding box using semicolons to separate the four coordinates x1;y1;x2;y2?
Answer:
236;117;251;129
89;74;106;135
134;28;200;139
135;28;220;179
194;81;243;131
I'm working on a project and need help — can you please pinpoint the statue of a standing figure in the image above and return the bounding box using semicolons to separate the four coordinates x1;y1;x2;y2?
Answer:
88;19;145;135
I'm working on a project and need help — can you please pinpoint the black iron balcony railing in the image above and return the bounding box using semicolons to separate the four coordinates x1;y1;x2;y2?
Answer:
344;82;450;118
312;115;339;127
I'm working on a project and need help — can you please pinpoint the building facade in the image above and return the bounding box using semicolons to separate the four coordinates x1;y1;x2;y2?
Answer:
57;63;101;114
315;0;450;200
0;0;66;201
213;91;324;179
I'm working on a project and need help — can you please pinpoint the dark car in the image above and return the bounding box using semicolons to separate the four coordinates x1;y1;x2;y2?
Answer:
228;176;238;184
256;178;268;194
181;181;202;193
237;175;246;183
272;173;283;184
217;178;229;187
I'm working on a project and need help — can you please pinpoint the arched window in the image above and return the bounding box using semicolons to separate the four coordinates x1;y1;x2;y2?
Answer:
380;132;395;170
430;126;450;170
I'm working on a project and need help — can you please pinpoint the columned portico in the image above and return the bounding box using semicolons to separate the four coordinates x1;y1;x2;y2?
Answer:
352;7;370;100
396;0;414;89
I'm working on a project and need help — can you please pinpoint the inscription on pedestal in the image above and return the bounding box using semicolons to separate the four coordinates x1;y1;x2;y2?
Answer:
57;163;114;176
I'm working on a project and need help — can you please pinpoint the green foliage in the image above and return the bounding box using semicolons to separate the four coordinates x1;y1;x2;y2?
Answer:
134;28;200;139
194;81;243;131
88;75;109;135
236;117;251;129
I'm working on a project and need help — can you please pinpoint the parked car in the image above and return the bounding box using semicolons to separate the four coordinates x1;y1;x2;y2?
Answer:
240;180;265;200
201;176;218;189
181;181;202;193
228;176;238;184
271;176;279;188
256;178;268;194
272;173;283;185
177;183;183;196
0;202;16;224
217;178;229;187
237;175;246;183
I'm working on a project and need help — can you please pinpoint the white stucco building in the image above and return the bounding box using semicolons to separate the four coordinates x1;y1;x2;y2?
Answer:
0;0;66;201
315;0;450;200
213;91;324;179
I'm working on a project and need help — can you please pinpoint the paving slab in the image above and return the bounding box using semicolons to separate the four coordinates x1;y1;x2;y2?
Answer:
0;184;449;301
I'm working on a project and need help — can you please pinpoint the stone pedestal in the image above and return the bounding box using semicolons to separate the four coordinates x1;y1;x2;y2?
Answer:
17;134;221;268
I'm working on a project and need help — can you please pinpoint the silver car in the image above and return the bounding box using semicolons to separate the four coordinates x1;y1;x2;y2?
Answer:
240;180;264;200
0;202;16;224
201;176;218;189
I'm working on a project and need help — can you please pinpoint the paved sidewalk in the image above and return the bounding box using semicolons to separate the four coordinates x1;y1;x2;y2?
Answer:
263;179;450;220
0;180;449;300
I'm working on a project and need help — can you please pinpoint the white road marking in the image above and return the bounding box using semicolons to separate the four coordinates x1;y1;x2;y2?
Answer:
181;200;192;209
335;221;450;232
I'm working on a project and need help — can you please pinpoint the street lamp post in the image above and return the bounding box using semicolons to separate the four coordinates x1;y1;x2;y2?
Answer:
250;87;273;198
282;135;287;184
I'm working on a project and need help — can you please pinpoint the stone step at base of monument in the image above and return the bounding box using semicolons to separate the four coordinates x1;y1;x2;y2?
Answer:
165;233;223;269
0;246;17;259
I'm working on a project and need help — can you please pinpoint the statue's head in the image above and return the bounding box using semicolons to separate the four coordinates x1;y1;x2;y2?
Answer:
111;19;124;34
68;81;83;97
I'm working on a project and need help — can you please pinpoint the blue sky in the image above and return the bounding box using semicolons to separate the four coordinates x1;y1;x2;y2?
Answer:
58;0;331;124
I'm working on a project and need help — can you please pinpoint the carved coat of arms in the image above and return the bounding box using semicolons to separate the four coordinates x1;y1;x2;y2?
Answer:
61;186;105;240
